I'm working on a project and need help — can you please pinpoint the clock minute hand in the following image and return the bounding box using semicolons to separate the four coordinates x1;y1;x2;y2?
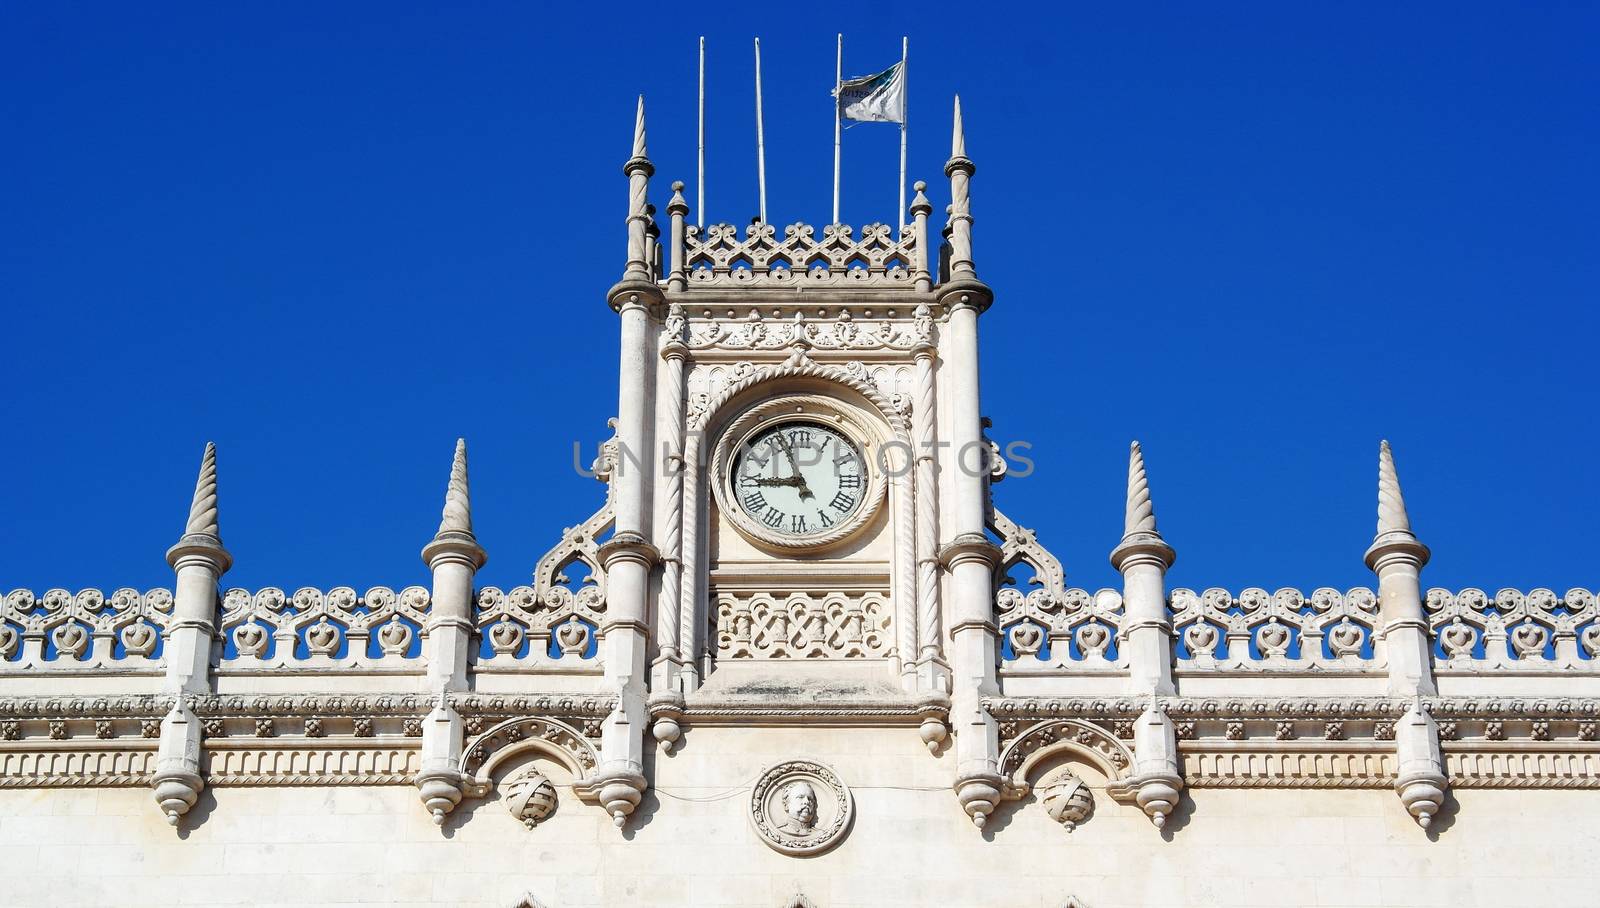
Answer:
773;433;816;500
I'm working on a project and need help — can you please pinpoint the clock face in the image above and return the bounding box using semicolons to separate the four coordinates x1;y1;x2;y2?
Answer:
731;421;867;539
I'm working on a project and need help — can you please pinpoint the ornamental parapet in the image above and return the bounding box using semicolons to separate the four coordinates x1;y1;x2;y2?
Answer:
679;222;920;289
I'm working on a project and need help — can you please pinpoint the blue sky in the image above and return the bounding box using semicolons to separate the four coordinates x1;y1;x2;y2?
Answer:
3;3;1595;596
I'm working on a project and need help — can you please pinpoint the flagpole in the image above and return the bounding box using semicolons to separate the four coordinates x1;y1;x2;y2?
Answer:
898;36;908;237
754;37;767;225
833;33;842;225
697;36;706;228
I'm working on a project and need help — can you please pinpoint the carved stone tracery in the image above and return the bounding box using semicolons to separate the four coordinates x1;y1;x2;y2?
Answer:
684;222;916;287
989;509;1121;672
715;590;892;659
474;502;613;667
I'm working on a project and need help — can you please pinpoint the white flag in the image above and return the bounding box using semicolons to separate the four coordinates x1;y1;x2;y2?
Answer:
836;62;905;124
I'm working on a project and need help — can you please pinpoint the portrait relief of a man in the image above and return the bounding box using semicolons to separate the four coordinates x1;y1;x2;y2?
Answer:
776;780;819;836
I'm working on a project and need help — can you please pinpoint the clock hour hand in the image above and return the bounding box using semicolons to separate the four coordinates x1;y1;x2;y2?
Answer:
773;432;815;500
746;475;804;487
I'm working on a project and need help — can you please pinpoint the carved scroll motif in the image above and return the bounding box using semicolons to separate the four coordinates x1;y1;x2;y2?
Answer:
0;588;173;671
1169;587;1381;673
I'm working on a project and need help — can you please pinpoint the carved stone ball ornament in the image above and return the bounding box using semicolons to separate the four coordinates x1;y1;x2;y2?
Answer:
1038;767;1095;831
711;394;889;554
749;760;854;856
502;770;559;829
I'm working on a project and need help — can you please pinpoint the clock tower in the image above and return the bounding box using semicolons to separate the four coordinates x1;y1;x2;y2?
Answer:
576;92;1053;829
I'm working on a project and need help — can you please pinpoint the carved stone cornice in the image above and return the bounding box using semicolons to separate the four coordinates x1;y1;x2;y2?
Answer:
656;691;951;727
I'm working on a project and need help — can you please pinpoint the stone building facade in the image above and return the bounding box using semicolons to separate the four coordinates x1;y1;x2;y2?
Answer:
1;97;1596;907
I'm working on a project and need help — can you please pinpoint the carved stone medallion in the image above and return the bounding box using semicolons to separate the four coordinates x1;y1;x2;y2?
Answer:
749;760;853;856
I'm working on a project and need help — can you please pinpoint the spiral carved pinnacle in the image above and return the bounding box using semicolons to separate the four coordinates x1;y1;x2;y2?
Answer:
1124;441;1158;537
1376;440;1411;536
631;94;647;160
1110;441;1173;572
184;443;221;538
951;95;966;159
437;438;473;537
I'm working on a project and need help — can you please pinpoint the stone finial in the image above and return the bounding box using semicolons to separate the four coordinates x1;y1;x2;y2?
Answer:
167;442;231;571
1124;441;1158;536
910;180;932;216
667;180;689;216
184;442;221;538
631;94;648;161
437;438;473;537
1365;440;1429;570
1377;440;1411;535
1110;441;1174;571
422;438;486;569
951;95;966;159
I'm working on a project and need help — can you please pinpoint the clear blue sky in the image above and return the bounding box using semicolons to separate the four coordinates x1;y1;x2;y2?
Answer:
4;3;1595;596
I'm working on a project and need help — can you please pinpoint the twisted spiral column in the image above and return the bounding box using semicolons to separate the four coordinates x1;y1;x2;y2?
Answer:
893;462;918;689
677;432;703;692
656;323;688;681
912;341;946;685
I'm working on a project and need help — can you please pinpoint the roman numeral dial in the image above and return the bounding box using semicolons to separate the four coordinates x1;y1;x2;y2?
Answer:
730;421;868;540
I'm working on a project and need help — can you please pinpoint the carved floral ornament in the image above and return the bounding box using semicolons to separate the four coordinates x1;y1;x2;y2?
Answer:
688;357;909;437
686;307;934;353
748;759;854;856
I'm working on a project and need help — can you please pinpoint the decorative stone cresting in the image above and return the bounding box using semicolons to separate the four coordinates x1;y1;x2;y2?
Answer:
218;586;430;667
991;508;1121;672
1170;587;1381;671
683;221;916;287
1426;587;1598;669
0;588;172;669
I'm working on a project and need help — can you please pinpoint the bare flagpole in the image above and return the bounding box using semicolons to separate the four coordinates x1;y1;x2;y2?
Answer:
698;36;706;228
754;37;768;225
833;33;843;225
898;36;908;237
